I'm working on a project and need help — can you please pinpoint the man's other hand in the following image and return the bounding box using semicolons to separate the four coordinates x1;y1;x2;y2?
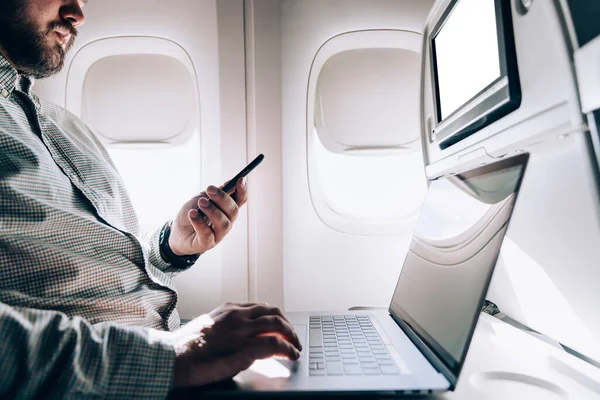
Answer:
169;178;248;256
171;302;302;388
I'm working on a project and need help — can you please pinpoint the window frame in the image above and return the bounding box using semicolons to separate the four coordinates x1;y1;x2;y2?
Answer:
306;30;427;235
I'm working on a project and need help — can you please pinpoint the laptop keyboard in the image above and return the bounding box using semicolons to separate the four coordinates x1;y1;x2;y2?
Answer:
308;315;400;376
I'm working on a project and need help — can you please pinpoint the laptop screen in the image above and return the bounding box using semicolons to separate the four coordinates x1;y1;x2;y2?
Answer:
389;154;528;377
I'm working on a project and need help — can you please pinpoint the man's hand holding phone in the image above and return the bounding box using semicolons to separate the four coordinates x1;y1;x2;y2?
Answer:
167;154;263;257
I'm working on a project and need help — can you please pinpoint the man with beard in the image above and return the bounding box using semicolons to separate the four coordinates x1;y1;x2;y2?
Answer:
0;0;301;398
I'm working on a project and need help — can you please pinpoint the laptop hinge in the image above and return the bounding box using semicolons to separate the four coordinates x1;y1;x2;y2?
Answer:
389;312;457;389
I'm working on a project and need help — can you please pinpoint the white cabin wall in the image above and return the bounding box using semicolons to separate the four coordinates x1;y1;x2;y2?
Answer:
216;0;250;307
280;0;434;312
244;0;285;307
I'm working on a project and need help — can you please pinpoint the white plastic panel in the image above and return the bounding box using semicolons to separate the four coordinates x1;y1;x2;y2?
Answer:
82;54;196;143
315;47;421;151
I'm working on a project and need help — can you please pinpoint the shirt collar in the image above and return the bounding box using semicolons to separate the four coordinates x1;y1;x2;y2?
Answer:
0;53;35;98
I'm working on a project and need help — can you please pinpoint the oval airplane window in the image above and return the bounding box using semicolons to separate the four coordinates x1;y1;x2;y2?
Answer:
65;37;201;230
307;30;427;235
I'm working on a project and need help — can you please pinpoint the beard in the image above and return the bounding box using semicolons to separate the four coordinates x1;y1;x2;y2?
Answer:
0;3;77;79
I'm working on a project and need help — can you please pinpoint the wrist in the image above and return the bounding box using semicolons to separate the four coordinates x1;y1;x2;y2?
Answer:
159;221;200;268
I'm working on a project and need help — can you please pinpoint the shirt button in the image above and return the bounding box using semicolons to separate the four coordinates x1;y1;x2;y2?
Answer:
1;88;8;98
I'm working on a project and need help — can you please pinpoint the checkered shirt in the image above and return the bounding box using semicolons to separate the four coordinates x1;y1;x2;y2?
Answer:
0;54;188;398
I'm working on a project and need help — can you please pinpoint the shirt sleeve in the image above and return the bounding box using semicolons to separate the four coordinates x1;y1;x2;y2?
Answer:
0;303;175;399
145;224;197;275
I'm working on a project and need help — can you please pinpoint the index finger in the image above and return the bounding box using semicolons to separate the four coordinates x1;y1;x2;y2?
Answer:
231;178;247;206
248;316;302;351
246;304;291;323
244;335;300;361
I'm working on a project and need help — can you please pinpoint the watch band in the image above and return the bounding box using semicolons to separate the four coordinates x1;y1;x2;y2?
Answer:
159;221;200;268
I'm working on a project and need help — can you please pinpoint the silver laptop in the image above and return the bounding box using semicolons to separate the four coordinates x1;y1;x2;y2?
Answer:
206;153;529;396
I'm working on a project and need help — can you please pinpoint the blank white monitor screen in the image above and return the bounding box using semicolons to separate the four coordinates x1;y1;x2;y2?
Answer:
434;0;501;120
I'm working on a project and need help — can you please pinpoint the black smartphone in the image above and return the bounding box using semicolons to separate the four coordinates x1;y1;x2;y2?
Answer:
220;153;264;194
196;154;265;215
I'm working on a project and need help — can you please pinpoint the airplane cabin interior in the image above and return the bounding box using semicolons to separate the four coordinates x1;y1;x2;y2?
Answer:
4;0;600;398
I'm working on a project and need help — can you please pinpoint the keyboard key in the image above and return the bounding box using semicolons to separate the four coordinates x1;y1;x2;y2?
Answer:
309;369;326;376
327;362;344;375
380;365;399;374
360;362;378;369
362;366;380;375
374;355;392;361
310;329;323;346
307;315;409;377
344;364;362;375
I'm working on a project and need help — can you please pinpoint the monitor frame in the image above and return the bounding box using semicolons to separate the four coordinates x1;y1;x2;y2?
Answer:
430;0;521;149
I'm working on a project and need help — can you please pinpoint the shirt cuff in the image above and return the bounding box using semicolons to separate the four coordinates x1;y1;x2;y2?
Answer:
104;325;175;399
148;224;172;272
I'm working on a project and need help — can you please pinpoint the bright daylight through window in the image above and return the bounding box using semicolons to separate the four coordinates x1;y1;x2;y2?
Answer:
107;133;201;232
312;128;427;221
